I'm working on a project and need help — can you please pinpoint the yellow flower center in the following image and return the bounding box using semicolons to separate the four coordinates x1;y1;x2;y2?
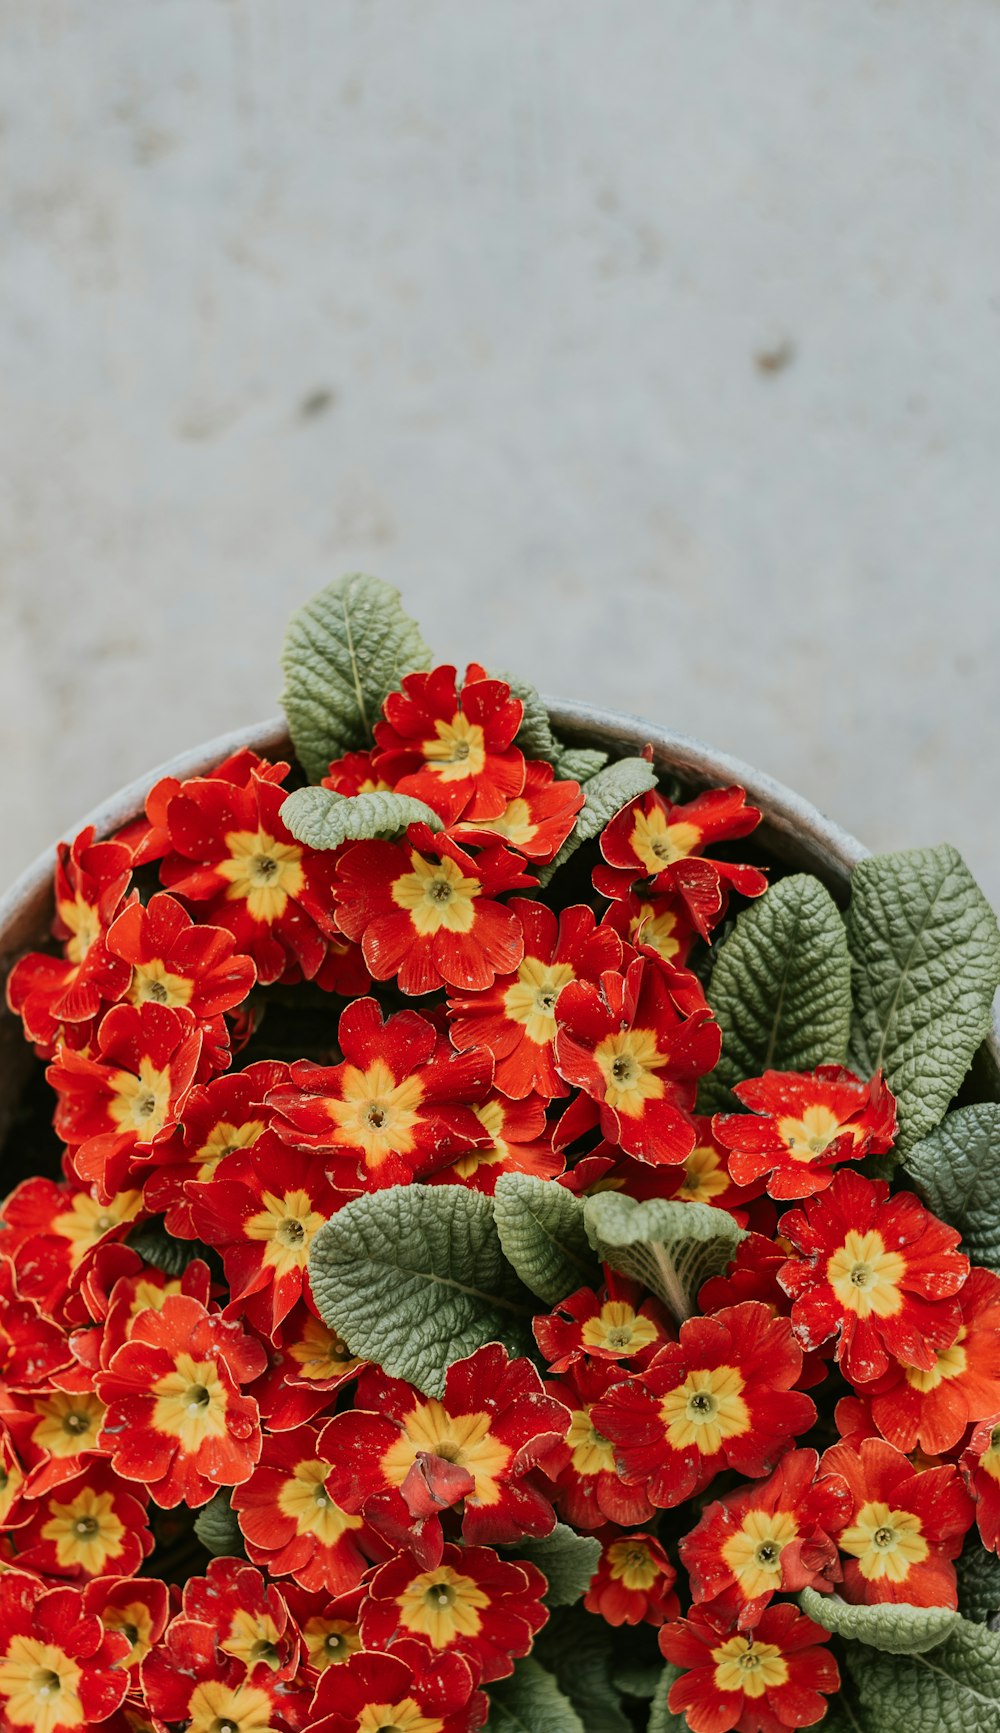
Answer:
421;712;487;782
661;1364;750;1454
390;850;480;936
327;1060;425;1167
276;1458;364;1546
444;1099;509;1179
128;956;195;1009
40;1483;125;1574
905;1327;968;1392
380;1399;511;1507
777;1104;846;1162
218;829;305;924
840;1500;929;1582
0;1636;84;1733
720;1508;799;1598
827;1230;905;1319
108;1056;174;1139
194;1118;267;1181
357;1702;444;1733
220;1609;285;1673
982;1427;1000;1485
396;1563;491;1648
627;900;683;961
185;1678;277;1733
567;1406;618;1477
581;1300;659;1357
503;957;576;1047
302;1616;362;1672
57;895;101;968
630;810;701;875
0;1458;24;1524
607;1539;660;1591
288;1315;363;1382
52;1190;143;1267
465;798;534;848
31;1391;106;1459
243;1188;325;1278
151;1353;230;1453
711;1636;789;1700
594;1028;664;1117
102;1601;155;1668
677;1144;730;1202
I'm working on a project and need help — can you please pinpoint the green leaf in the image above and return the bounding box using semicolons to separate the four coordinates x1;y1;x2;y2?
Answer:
843;1615;1000;1733
492;1173;600;1305
486;1658;585;1733
126;1218;214;1277
193;1489;244;1558
646;1666;688;1732
900;1104;1000;1273
553;746;609;783
700;874;853;1112
800;1588;958;1654
956;1539;1000;1624
537;756;659;887
510;1524;601;1608
612;1660;662;1701
308;1185;534;1398
280;573;432;781
584;1192;746;1323
533;1609;633;1733
280;786;443;851
503;674;563;763
846;844;1000;1155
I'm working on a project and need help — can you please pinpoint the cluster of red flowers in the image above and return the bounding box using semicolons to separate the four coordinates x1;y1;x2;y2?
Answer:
0;658;996;1733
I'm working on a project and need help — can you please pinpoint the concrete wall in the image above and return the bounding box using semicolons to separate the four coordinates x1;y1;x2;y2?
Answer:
1;1;998;904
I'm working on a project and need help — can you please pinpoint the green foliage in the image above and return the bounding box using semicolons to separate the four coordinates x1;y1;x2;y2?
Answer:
280;573;432;780
842;1614;1000;1733
126;1218;213;1277
510;1524;601;1608
554;746;609;783
901;1103;1000;1273
846;844;1000;1154
492;1173;599;1305
193;1490;244;1559
584;1192;745;1323
503;674;564;763
799;1588;958;1654
537;756;659;887
700;873;852;1112
486;1658;585;1732
534;1609;633;1733
645;1666;688;1732
308;1185;534;1397
956;1539;1000;1624
280;786;442;850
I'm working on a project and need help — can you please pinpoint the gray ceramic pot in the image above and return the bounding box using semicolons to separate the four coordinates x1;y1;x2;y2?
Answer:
1;701;996;1144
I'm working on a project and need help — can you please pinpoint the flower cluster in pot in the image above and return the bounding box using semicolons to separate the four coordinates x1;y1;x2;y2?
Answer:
0;575;998;1733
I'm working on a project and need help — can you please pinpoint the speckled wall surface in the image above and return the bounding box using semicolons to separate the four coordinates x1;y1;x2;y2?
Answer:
1;1;997;903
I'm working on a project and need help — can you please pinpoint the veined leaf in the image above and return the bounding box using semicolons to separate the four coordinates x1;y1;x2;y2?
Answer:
583;1193;745;1324
800;1588;958;1654
846;845;1000;1154
843;1614;1000;1733
509;1524;601;1608
486;1658;585;1733
533;1609;633;1733
492;1173;599;1305
126;1218;214;1277
194;1489;244;1559
700;874;852;1112
646;1666;689;1732
280;786;442;851
308;1185;534;1398
553;746;609;783
281;573;432;781
900;1104;1000;1273
956;1539;1000;1625
537;756;658;887
502;674;563;763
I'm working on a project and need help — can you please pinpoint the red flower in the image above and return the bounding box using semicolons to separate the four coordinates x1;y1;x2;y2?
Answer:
95;1293;266;1507
0;1382;109;1498
543;1357;656;1530
252;1303;365;1433
0;1177;144;1317
777;1170;970;1383
713;1066;896;1199
553;955;720;1164
865;1265;1000;1455
819;1437;974;1605
533;1271;673;1375
10;1460;152;1582
140;1059;287;1236
179;1556;302;1681
140;1596;307;1733
284;1583;364;1677
448;900;622;1099
593;1304;816;1509
449;758;584;864
660;1602;840;1733
0;1422;27;1535
5;828;132;1052
0;1255;74;1388
106;889;256;1034
151;755;340;984
652;1116;764;1219
359;1541;548;1683
48;1003;203;1201
321;1344;569;1568
679;1449;852;1632
373;661;526;824
0;1570;130;1731
82;1574;169;1677
584;1529;679;1627
321;749;392;795
427;1092;563;1193
269;997;492;1191
187;1134;347;1336
600;888;696;967
308;1648;486;1733
332;824;535;995
232;1424;378;1594
963;1412;1000;1551
595;785;768;939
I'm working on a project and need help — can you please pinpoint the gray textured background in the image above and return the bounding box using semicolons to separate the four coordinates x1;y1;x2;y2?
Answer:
1;1;998;904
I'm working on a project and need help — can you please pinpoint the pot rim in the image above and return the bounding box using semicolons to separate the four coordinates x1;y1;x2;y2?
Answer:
1;700;995;1066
